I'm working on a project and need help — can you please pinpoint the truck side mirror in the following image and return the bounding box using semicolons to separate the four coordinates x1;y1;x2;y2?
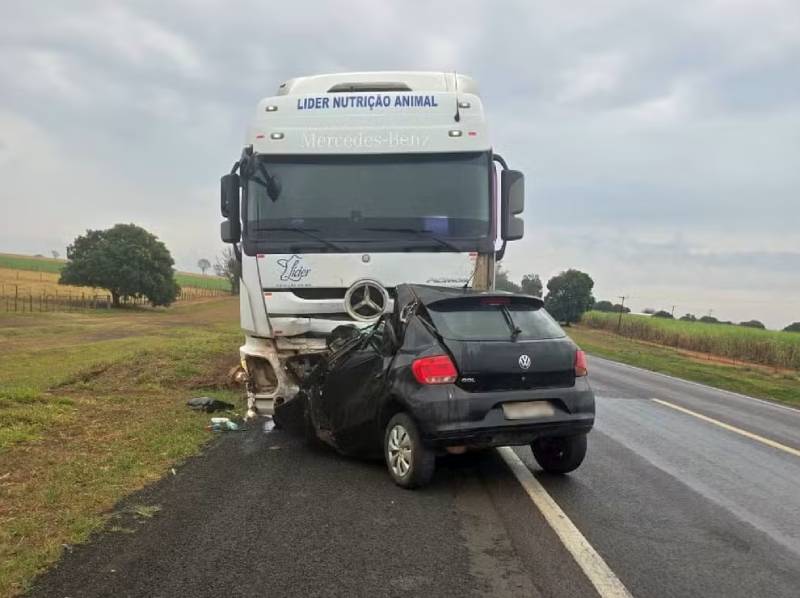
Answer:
220;173;241;243
501;169;525;241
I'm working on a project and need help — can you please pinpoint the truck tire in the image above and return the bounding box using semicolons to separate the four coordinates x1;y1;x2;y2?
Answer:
384;413;435;489
531;434;587;474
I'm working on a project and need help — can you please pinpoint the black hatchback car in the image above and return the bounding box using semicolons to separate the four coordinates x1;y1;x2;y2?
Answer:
276;284;595;488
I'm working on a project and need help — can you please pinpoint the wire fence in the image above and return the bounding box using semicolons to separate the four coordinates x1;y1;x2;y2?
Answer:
1;285;230;313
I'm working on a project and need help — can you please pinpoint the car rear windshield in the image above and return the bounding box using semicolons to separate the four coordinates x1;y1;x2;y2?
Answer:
426;298;566;341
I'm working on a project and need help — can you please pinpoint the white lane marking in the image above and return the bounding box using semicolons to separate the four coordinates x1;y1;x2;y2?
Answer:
652;399;800;458
590;355;800;414
497;447;634;598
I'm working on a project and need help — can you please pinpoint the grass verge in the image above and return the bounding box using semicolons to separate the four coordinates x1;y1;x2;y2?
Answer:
0;298;242;597
569;325;800;406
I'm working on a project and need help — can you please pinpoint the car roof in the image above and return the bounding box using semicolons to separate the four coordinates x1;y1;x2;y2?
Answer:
395;284;544;310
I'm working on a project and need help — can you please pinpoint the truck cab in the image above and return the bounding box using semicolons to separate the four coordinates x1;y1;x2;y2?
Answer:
219;71;525;418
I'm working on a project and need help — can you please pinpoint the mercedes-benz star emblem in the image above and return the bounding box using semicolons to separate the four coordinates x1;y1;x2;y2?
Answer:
344;280;389;322
518;354;532;370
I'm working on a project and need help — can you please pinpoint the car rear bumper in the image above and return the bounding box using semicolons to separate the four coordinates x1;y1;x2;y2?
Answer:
406;378;595;449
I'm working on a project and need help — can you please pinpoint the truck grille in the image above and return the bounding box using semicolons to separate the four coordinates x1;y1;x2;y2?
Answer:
456;370;575;393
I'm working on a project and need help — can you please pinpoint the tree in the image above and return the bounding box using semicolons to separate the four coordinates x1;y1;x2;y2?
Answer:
614;303;630;313
51;250;60;259
784;322;800;333
699;315;719;324
198;258;211;275
60;223;180;307
520;274;543;297
494;266;521;293
215;246;241;295
652;310;674;319
544;269;595;324
594;300;615;312
642;308;656;315
739;320;765;329
680;313;697;322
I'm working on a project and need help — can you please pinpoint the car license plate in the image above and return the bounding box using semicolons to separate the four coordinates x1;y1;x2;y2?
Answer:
502;401;556;420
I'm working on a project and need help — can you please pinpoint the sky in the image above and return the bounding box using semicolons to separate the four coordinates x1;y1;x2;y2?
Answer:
0;0;798;328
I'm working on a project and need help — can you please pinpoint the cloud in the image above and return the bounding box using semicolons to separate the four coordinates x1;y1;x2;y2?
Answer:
0;0;798;327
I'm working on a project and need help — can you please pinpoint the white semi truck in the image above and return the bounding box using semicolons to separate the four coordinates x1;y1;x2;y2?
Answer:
219;71;525;418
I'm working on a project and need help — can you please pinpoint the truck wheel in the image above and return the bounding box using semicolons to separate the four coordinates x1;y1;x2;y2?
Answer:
384;413;435;489
531;434;587;474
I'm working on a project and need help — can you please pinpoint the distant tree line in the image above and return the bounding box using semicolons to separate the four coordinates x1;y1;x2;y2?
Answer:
497;266;800;331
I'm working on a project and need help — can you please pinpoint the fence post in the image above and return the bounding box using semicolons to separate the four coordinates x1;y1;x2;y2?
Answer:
14;284;18;312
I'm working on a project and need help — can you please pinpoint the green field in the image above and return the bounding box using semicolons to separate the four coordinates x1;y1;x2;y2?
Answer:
0;254;64;274
174;272;231;291
0;253;231;292
0;298;242;597
581;311;800;370
569;326;800;406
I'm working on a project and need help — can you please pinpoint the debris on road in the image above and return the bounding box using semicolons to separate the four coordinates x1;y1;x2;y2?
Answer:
186;396;235;413
207;417;240;432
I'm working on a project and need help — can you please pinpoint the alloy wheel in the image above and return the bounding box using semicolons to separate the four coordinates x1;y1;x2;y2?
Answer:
387;424;413;477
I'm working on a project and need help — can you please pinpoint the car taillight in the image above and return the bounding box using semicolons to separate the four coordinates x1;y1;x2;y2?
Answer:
574;349;588;377
411;355;457;384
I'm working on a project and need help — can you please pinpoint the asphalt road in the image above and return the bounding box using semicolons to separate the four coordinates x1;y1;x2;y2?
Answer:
29;356;800;597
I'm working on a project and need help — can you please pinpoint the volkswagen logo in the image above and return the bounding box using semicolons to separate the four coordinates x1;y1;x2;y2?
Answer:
344;280;389;322
518;354;532;370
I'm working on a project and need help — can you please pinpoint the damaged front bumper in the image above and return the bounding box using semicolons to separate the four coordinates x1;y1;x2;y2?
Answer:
240;334;327;418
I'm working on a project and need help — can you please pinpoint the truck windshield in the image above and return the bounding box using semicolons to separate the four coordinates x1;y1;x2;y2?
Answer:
245;152;491;252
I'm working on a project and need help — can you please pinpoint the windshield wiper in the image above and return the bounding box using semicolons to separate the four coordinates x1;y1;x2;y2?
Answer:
362;227;461;252
249;163;282;201
500;306;523;341
253;226;345;251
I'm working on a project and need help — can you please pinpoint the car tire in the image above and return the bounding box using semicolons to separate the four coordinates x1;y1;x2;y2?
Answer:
531;434;587;474
384;413;435;489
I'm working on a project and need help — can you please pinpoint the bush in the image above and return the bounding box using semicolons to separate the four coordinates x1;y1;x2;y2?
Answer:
784;322;800;333
652;310;674;319
739;320;765;329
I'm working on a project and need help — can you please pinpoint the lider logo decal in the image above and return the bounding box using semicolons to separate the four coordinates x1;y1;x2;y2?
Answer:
276;255;311;281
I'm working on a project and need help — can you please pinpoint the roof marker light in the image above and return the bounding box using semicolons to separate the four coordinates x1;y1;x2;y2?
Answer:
458;101;471;109
255;134;265;139
270;132;285;140
265;105;278;112
448;130;463;137
468;131;477;137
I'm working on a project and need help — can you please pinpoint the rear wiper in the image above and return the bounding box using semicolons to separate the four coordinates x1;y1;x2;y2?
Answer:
500;306;522;341
253;226;344;251
362;227;461;252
